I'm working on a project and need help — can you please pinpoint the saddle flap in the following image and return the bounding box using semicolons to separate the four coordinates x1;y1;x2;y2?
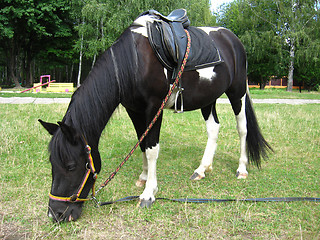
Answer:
160;22;177;63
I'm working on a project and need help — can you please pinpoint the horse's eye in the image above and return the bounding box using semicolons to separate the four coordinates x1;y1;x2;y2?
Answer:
67;164;76;171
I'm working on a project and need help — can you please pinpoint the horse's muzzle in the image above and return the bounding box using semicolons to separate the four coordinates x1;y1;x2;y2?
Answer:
48;201;83;222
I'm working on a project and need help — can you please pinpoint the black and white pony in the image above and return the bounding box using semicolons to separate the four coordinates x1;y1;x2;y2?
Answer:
39;12;271;222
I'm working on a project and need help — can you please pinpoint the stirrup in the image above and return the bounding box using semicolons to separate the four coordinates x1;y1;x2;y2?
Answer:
174;87;184;113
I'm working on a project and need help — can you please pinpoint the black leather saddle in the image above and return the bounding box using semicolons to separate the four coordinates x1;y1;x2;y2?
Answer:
141;9;222;80
139;9;190;79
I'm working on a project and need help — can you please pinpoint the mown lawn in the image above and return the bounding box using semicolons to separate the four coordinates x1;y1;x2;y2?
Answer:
1;87;320;99
0;102;319;239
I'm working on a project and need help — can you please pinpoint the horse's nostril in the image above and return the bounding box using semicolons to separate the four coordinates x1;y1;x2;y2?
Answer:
48;210;54;219
48;210;66;222
68;215;74;222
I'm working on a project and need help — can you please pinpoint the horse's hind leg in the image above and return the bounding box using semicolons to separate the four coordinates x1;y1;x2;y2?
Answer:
191;102;220;180
228;94;249;179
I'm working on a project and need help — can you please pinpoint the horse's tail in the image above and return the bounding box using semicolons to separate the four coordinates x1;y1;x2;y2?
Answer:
245;93;273;168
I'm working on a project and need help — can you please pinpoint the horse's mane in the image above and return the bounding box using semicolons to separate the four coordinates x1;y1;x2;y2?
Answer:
64;28;139;140
49;28;140;166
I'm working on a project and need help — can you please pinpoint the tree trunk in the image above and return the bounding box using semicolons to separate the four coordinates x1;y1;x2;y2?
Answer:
5;38;22;88
77;33;84;88
8;54;21;88
91;54;96;69
287;40;295;92
24;54;33;87
70;63;74;83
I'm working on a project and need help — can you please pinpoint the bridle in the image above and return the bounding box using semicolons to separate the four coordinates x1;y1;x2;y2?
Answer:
49;136;98;203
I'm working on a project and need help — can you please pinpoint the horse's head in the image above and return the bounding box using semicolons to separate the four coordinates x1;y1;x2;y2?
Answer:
39;119;98;222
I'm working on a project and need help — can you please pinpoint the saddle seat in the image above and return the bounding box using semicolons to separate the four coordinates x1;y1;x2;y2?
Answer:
147;9;190;27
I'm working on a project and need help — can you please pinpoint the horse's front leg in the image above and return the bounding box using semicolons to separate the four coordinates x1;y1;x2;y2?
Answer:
138;143;159;207
125;108;162;207
138;109;163;207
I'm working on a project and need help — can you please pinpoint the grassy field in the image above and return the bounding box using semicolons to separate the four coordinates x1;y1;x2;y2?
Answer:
1;87;320;100
0;101;319;239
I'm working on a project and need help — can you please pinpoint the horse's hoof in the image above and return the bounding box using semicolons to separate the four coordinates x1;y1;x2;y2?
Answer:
205;165;213;173
135;179;146;187
236;171;248;179
190;172;204;181
139;198;154;208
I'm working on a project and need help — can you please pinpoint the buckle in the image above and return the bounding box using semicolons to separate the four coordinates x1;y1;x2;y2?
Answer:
70;194;78;202
85;145;91;154
91;196;101;208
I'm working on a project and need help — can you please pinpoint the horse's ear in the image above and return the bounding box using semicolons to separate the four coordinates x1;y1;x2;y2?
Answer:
38;119;59;135
57;121;78;145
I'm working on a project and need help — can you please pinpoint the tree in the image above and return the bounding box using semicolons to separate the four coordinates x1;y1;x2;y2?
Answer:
0;0;73;87
219;0;286;87
0;0;216;87
218;0;320;91
292;0;320;90
273;0;319;91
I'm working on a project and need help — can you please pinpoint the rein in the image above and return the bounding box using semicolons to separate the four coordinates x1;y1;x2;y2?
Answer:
91;29;192;204
47;29;320;207
48;29;191;205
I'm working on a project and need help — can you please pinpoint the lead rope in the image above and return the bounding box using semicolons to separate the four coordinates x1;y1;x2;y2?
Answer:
92;30;191;205
98;196;320;206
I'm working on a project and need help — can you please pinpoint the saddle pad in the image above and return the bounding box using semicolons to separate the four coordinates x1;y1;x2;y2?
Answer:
186;27;223;70
147;25;223;71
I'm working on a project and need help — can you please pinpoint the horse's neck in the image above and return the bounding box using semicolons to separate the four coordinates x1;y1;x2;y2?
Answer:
65;57;121;146
65;30;137;146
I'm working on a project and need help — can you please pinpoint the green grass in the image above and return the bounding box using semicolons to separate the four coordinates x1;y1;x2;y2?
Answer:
0;103;319;239
248;88;320;99
1;87;320;100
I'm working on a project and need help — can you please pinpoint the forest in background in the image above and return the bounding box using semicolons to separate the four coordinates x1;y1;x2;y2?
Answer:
0;0;319;91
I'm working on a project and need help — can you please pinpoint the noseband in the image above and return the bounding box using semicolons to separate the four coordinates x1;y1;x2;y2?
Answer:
49;136;98;203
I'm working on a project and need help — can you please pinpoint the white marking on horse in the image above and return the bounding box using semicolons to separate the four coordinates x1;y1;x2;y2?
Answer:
198;27;226;35
163;68;168;79
236;94;248;179
162;68;180;109
193;113;220;179
138;152;148;182
139;144;159;202
196;66;216;82
131;15;155;37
